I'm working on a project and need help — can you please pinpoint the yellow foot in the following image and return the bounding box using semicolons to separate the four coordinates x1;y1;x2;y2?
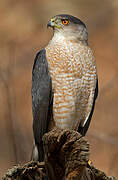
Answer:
87;160;93;167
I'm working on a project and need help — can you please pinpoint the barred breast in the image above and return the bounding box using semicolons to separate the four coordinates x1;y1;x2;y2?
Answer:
46;37;97;131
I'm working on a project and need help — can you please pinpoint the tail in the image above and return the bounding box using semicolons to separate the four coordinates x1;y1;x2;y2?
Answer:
31;142;44;162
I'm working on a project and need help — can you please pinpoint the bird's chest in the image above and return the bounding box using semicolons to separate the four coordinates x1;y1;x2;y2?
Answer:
46;43;83;90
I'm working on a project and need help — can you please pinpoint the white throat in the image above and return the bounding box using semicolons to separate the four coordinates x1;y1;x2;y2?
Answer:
50;32;66;44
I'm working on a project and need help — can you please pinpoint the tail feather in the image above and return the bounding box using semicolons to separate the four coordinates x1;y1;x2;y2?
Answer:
31;142;44;162
31;144;39;161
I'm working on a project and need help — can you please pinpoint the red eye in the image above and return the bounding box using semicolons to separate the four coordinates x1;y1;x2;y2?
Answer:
62;19;69;25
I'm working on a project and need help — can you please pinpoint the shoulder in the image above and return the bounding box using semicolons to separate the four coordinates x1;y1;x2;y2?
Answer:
36;49;46;59
32;48;51;84
33;49;47;69
32;49;50;76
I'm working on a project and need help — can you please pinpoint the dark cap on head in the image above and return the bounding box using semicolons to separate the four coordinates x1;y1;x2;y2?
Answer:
55;14;86;28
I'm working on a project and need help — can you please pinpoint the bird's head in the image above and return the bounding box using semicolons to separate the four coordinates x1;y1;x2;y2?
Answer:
47;14;88;43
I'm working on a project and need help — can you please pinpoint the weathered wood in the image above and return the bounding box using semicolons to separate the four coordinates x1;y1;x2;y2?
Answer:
2;161;47;180
2;128;116;180
43;128;90;180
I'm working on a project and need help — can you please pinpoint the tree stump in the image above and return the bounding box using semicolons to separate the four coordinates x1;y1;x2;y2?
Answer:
43;127;91;180
2;128;116;180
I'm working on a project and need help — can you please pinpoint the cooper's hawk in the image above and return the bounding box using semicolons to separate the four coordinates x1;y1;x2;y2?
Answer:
31;14;98;161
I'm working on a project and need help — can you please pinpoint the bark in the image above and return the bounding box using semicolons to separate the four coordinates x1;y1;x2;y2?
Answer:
2;128;116;180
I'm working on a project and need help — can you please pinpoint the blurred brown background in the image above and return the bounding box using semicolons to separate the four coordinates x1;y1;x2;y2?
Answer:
0;0;118;178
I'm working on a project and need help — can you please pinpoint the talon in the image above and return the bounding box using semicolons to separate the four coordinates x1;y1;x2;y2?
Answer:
88;160;93;167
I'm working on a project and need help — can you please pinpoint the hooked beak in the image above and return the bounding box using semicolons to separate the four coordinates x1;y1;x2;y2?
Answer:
47;18;55;28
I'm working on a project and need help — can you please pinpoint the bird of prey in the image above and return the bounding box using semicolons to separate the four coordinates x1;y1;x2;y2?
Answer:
31;14;98;161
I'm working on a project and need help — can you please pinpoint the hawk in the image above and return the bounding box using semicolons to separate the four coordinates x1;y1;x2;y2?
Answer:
31;14;98;161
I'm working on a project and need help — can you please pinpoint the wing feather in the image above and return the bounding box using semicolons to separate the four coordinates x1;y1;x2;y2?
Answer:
78;78;98;136
32;49;52;161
